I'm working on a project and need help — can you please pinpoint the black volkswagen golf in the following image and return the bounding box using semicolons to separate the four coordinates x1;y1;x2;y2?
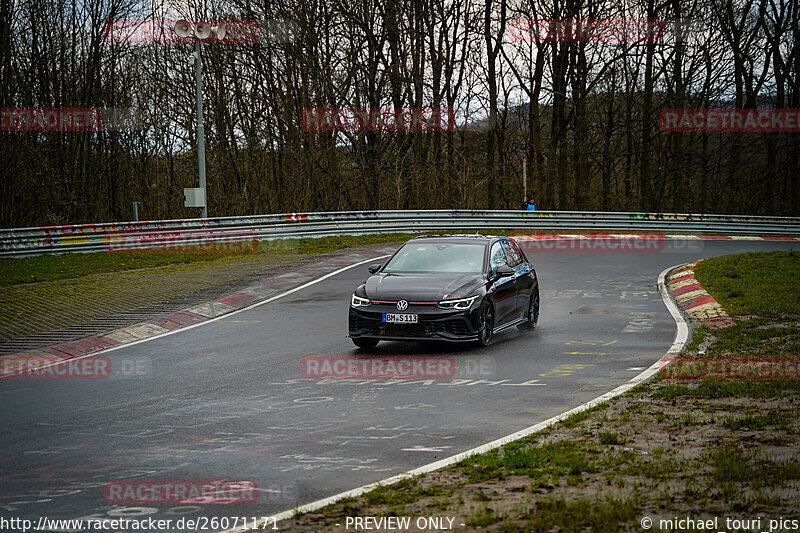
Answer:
348;234;539;348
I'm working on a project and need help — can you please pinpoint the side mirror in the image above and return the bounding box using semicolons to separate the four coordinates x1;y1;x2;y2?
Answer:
492;265;514;279
368;263;382;274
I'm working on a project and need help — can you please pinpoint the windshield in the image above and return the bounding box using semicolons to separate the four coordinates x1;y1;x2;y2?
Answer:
383;242;485;273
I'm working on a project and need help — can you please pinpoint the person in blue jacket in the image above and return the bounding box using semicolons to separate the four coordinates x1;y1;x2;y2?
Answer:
522;197;536;211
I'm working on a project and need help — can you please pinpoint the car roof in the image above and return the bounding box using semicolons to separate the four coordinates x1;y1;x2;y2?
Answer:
409;234;503;244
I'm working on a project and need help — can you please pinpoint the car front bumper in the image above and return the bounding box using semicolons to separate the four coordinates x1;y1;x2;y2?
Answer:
348;304;480;342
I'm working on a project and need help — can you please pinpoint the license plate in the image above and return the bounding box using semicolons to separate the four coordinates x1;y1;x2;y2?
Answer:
383;313;419;324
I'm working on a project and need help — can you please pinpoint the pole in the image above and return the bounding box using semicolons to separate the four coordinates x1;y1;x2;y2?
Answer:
523;157;527;201
132;201;139;222
195;40;208;218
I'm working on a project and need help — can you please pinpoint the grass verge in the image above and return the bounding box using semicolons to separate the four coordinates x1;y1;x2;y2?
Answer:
693;250;800;317
0;233;426;286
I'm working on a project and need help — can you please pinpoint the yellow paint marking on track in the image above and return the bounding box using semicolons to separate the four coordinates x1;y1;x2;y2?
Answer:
564;339;618;346
539;363;596;377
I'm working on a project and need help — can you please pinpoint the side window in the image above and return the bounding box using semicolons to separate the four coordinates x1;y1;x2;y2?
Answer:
509;239;527;264
501;240;521;267
489;242;507;275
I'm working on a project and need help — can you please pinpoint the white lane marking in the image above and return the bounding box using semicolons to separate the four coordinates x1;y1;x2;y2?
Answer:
402;446;453;452
218;263;690;533
6;255;390;374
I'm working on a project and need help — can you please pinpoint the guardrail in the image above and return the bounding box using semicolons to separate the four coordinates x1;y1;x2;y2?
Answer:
2;210;799;257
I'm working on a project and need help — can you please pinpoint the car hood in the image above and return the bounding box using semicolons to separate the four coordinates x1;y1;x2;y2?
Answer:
364;272;483;302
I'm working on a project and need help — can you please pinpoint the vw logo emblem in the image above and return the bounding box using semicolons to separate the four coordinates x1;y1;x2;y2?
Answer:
396;300;409;311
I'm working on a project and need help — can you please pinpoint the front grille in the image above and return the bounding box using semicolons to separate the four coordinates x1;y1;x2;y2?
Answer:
351;314;472;339
383;323;428;337
349;315;382;335
349;315;371;330
350;315;431;338
430;319;471;337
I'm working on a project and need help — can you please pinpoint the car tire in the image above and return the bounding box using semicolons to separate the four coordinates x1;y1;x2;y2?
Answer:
518;287;539;331
352;337;379;349
476;300;495;347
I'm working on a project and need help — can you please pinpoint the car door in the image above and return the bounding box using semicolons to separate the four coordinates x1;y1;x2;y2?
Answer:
503;238;534;317
487;240;517;326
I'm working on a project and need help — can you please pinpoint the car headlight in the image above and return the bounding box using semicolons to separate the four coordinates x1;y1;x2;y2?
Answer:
351;293;371;307
438;296;478;310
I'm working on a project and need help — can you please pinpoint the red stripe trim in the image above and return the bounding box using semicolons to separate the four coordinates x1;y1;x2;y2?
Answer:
671;283;703;296
682;295;717;309
669;273;695;284
370;300;438;304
